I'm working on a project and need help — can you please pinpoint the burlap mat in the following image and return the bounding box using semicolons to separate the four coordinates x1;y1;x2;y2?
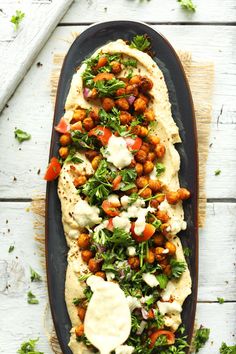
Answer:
32;33;214;353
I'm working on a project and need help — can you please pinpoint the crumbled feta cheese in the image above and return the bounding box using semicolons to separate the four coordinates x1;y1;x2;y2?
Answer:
157;300;182;315
113;215;131;233
73;199;102;227
105;135;133;169
126;296;141;312
106;272;116;281
162;248;169;254
108;194;120;206
93;220;109;233
161;281;176;301
115;345;134;354
120;195;130;208
127;246;136;256
142;273;159;287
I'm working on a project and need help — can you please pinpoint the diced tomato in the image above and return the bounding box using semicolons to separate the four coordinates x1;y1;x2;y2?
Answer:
55;117;70;134
102;200;120;217
44;157;61;181
106;218;114;231
149;330;175;348
125;137;142;151
131;222;156;243
112;175;122;190
88;126;112;145
70;121;83;131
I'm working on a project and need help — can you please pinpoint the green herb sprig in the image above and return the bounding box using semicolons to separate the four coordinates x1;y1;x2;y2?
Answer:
10;10;25;31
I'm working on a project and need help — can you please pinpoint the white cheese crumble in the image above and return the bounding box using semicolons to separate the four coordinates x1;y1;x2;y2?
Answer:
115;345;134;354
105;135;133;169
142;273;159;287
106;272;116;281
120;195;130;208
73;199;102;227
127;246;136;256
157;300;182;315
113;215;131;233
126;296;141;312
108;194;120;206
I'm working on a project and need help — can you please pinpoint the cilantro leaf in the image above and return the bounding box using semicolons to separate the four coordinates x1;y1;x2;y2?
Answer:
156;162;165;177
217;297;225;304
121;58;138;68
95;78;125;97
10;10;25;31
156;274;168;289
17;338;43;354
15;129;31;143
130;35;151;52
177;0;196;12
170;259;186;279
220;342;236;354
8;245;15;253
193;326;210;353
30;267;42;282
183;247;191;257
27;291;39;305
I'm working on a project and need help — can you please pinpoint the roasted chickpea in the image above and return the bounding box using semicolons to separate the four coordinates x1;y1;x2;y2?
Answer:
135;126;148;138
165;241;176;256
83;117;95;131
163;264;172;276
150;199;160;209
126;84;139;97
129;159;136;168
140;143;150;154
89;108;99;122
77;306;86;322
129;75;141;86
139;187;152;199
148;135;160;146
147;152;156;161
156;210;169;223
116;88;126;96
81;250;93;263
155;247;166;262
135;163;143;176
149;179;162;193
88;258;102;273
59;134;72;146
77;233;90;249
153;234;165;246
126;186;138;195
160;223;170;236
73;109;87;122
138;93;149;105
140;76;153;92
115;98;129;111
143;161;154;174
75;324;84;337
89;88;98;99
144;110;155;122
134;98;147;113
155;144;166;158
95;271;106;280
166;191;180;205
85;150;99;161
135;150;147;164
120;111;132;125
128;256;140;269
91;155;102;170
178;188;191;200
59;146;69;159
145;249;155;264
95;56;108;69
111;61;122;74
73;176;87;188
102;97;115;112
156;194;165;203
136;176;149;189
93;72;114;82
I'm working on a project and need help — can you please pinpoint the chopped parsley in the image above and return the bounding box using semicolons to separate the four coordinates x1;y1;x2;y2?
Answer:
193;326;210;352
15;129;31;143
8;245;15;253
65;148;83;164
73;297;82;306
156;273;168;289
71;130;97;150
170;259;186;279
220;342;236;354
130;35;151;52
215;169;221;176
177;0;196;12
217;297;225;304
183;247;191;257
17;338;43;354
10;10;25;31
30;267;42;282
156;162;165;177
95;78;125;97
121;58;138;67
27;291;39;305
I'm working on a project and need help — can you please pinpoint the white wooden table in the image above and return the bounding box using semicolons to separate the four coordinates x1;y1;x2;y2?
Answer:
0;1;236;353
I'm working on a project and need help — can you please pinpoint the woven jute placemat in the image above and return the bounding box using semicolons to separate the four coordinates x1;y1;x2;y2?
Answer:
32;32;214;353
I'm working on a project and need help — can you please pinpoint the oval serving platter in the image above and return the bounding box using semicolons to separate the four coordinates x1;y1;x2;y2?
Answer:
45;20;198;354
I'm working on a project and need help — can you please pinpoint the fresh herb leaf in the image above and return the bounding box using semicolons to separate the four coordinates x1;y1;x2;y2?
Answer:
156;162;165;176
8;245;15;253
217;297;225;304
220;342;236;354
10;10;25;31
65;149;83;164
27;291;39;305
170;259;186;279
122;58;138;67
30;267;42;282
153;309;165;329
193;326;210;353
215;169;221;176
156;274;168;289
73;298;82;306
130;35;151;52
183;247;191;257
128;193;139;205
83;286;93;301
177;0;196;12
71;130;96;150
154;335;168;347
17;338;43;354
78;273;92;281
15;129;31;143
120;168;137;191
95;78;125;97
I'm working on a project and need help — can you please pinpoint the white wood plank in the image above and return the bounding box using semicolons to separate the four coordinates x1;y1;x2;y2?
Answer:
0;0;74;113
0;25;235;198
61;0;236;24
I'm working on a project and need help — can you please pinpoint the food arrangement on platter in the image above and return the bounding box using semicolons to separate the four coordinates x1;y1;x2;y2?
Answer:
45;34;193;354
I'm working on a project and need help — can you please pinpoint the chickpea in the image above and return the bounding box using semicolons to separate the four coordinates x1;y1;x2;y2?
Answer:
75;324;84;337
95;271;106;280
59;134;72;146
81;250;93;263
139;187;152;199
120;111;132;125
159;258;169;267
115;98;129;111
73;176;87;188
73;109;87;122
129;159;136;168
140;76;153;92
136;176;149;189
126;186;138;195
163;264;172;276
156;210;169;223
135;163;143;176
166;191;180;205
160;223;170;236
129;75;141;86
102;97;115;112
88;258;102;273
93;72;114;82
135;150;147;164
126;84;139;97
153;234;165;246
165;241;176;256
89;108;99;122
145;249;155;264
128;256;140;269
148;135;160;146
155;144;166;158
77;306;86;322
77;233;90;249
111;61;122;74
140;143;150;154
149;180;162;193
147;152;156;162
95;56;108;69
85;150;99;161
116;88;126;96
155;247;166;262
134;126;148;138
134;98;147;113
156;194;165;203
89;88;98;99
143;161;154;174
138;93;149;105
144;110;155;122
150;199;159;208
59;146;69;159
91;155;102;170
178;188;191;200
83;117;95;131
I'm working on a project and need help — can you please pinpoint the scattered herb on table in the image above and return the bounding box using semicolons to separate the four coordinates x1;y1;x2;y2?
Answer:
15;129;31;143
17;338;43;354
8;245;15;253
130;34;151;52
10;10;25;31
215;169;221;176
220;342;236;354
30;267;42;282
217;297;225;304
193;326;210;352
27;291;39;305
177;0;196;12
